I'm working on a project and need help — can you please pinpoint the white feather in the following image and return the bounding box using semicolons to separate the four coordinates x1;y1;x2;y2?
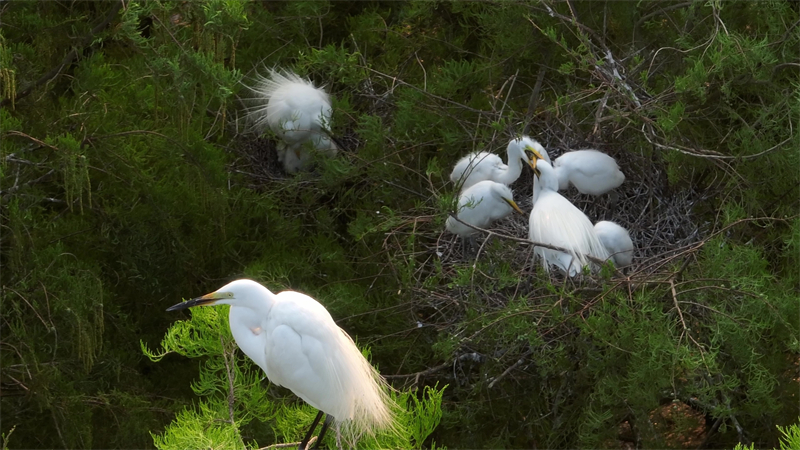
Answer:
594;221;634;267
197;280;395;441
530;140;551;205
450;136;541;190
528;161;609;276
446;180;522;237
243;69;338;173
553;149;624;196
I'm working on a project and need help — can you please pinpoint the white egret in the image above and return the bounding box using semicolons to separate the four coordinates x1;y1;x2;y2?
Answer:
528;159;609;276
594;221;634;267
244;69;340;173
167;279;396;449
445;180;524;238
449;136;543;190
552;150;625;196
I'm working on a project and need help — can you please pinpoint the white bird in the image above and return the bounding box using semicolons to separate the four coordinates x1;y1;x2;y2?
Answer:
445;180;524;238
167;279;396;449
528;159;609;276
243;69;340;174
449;136;543;190
530;143;552;205
552;150;625;196
594;221;634;267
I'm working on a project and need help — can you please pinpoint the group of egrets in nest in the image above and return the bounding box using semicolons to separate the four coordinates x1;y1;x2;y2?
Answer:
239;68;634;277
447;136;634;277
178;68;632;450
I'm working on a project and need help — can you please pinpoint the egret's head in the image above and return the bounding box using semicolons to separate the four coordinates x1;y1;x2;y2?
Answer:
492;183;525;215
511;137;550;167
532;159;559;192
166;279;267;311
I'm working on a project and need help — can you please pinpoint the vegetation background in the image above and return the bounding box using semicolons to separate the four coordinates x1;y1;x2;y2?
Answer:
1;1;798;449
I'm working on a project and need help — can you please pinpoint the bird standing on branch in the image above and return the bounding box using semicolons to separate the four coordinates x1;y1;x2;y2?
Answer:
167;279;397;450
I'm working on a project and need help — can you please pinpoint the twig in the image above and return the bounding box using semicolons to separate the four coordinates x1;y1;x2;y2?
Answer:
258;437;316;450
220;336;237;427
487;351;531;389
446;214;614;270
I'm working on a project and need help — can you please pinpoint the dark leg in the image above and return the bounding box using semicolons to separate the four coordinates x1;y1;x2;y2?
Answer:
298;410;324;450
464;235;477;258
311;414;333;449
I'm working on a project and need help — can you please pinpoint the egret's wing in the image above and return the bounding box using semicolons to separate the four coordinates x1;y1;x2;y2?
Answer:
263;292;339;392
557;151;615;176
450;152;504;189
265;291;394;434
594;221;634;267
529;191;609;273
556;151;624;194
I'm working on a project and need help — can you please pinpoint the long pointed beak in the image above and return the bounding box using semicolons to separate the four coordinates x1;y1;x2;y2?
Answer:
524;147;544;176
504;198;524;215
166;292;221;311
525;146;545;162
532;158;541;178
525;157;537;171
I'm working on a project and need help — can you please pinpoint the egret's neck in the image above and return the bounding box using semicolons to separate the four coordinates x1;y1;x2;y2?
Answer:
227;286;276;333
226;287;277;373
537;163;560;192
500;148;525;184
533;178;542;205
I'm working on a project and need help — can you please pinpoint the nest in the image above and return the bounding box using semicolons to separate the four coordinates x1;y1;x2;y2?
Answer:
226;69;714;395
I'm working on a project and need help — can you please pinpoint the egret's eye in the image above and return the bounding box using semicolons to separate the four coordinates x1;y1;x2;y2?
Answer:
525;146;544;161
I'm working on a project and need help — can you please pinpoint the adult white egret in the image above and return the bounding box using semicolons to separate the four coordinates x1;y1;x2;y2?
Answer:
594;221;634;267
528;160;609;276
243;69;340;173
552;150;625;196
167;279;396;449
449;136;543;190
445;180;524;238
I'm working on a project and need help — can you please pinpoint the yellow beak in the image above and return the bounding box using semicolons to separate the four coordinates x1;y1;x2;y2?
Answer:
166;291;223;311
504;198;524;215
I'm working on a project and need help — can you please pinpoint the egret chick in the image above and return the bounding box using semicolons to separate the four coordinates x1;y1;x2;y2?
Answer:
446;180;524;238
553;150;624;196
167;279;396;449
528;160;609;276
244;69;339;173
594;221;634;267
450;136;542;190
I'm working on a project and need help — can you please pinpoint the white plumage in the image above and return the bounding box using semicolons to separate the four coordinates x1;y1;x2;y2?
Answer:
243;69;339;173
530;146;625;203
446;180;524;237
553;150;625;196
450;136;541;190
167;279;395;447
594;221;634;267
528;160;609;276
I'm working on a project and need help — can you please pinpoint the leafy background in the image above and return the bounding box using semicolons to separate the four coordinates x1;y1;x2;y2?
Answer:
1;1;798;449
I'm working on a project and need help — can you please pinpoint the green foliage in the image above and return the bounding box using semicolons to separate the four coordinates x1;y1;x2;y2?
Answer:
733;419;800;450
144;306;445;449
2;0;797;448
